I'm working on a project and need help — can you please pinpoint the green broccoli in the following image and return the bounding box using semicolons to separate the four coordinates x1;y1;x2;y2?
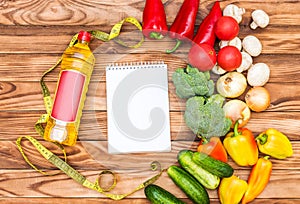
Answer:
172;65;214;99
184;94;232;139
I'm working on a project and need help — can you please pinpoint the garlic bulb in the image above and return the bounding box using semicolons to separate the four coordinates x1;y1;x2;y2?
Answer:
216;72;247;98
247;63;270;86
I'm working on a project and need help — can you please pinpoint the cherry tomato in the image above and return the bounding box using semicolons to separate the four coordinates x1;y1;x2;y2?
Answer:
217;46;242;71
188;43;217;71
215;16;239;40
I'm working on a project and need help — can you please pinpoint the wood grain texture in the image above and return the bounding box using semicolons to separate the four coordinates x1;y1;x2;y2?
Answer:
0;168;299;198
0;0;300;203
0;0;299;26
1;140;299;170
1;111;300;141
1;81;300;116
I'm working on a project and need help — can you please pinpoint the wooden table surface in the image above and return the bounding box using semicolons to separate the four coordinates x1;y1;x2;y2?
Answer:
1;0;300;203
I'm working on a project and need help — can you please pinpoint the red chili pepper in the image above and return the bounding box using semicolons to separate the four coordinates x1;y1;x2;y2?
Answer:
166;0;200;53
193;1;222;47
142;0;168;40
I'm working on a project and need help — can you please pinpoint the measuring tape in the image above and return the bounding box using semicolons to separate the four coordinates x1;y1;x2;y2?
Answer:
35;16;144;137
16;17;164;200
16;136;164;200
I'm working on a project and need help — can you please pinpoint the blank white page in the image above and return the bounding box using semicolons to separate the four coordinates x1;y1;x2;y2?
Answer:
105;62;171;154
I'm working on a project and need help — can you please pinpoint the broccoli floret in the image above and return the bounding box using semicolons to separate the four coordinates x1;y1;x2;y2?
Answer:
184;94;232;139
172;65;214;99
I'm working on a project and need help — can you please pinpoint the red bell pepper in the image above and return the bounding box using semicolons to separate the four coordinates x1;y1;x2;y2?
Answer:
197;137;228;163
166;0;200;53
142;0;168;39
193;1;222;47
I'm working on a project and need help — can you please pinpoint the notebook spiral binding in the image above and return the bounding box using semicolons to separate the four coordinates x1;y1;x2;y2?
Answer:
106;61;165;71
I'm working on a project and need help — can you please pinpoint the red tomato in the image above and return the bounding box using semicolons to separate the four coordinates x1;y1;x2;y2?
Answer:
188;43;217;71
215;16;239;40
217;46;242;71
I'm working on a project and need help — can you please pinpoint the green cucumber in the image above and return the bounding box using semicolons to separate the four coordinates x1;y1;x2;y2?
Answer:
144;184;185;204
167;165;209;204
192;151;234;178
178;150;220;189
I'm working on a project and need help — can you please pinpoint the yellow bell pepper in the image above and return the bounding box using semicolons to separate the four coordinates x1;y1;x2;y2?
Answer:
256;128;293;159
223;121;258;166
218;175;248;204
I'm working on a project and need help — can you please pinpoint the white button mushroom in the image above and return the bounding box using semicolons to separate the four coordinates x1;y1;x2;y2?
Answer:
223;4;246;24
236;51;253;73
247;63;270;86
212;64;227;75
219;37;242;51
242;35;262;57
250;9;269;29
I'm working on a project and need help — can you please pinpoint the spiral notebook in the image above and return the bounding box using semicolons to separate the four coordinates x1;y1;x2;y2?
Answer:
105;62;171;154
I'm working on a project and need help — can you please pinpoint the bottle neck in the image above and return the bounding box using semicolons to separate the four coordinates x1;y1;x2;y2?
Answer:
78;39;90;45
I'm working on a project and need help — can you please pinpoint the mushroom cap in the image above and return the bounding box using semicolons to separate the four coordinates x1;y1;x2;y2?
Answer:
251;9;270;29
247;63;270;86
236;51;253;72
242;35;262;57
223;4;246;24
212;64;227;75
219;37;242;51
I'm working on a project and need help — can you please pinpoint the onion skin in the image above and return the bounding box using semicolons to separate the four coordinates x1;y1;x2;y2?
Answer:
223;99;251;127
245;87;271;112
216;72;247;98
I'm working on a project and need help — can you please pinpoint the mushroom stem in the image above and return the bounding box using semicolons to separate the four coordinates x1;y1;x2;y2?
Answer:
250;22;258;29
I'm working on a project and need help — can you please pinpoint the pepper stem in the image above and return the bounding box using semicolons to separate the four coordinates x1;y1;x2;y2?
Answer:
256;133;268;145
232;120;241;137
149;32;164;40
166;39;182;53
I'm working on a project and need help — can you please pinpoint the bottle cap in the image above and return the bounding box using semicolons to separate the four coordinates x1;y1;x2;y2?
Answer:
78;31;91;42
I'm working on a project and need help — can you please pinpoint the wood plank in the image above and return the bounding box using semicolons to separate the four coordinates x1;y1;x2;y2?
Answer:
0;80;299;112
1;53;300;83
0;0;299;26
0;168;299;199
0;110;300;141
1;140;299;170
0;26;299;54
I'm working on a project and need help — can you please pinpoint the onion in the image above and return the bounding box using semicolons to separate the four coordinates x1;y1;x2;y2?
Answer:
223;99;251;127
245;86;271;112
216;72;247;98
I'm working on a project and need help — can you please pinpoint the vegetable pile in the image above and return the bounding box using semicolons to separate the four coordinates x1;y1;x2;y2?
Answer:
141;1;294;204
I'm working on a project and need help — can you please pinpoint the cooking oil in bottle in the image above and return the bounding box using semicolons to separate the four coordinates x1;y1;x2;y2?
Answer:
43;31;95;146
